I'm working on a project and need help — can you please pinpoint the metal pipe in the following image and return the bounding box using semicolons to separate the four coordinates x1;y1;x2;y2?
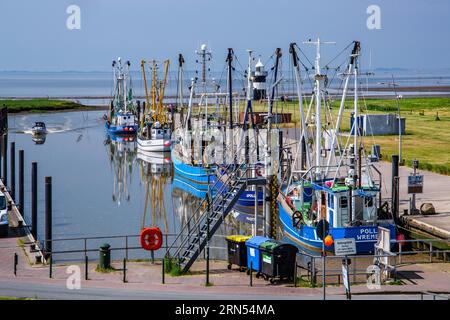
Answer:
391;155;399;222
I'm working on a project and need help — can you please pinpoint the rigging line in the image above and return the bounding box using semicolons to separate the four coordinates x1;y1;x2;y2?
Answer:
294;43;314;68
323;41;354;69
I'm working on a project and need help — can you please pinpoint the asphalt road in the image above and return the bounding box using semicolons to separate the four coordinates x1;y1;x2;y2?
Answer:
0;280;440;300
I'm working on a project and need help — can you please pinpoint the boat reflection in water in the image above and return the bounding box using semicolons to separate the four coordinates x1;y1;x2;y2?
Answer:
105;133;137;206
32;134;47;145
137;150;173;234
171;173;253;259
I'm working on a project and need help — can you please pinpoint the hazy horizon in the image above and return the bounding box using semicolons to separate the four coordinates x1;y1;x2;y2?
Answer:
0;0;449;72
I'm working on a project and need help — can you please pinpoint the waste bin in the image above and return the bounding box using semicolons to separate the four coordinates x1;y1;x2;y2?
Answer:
225;235;251;271
259;240;298;283
99;243;111;269
245;236;270;276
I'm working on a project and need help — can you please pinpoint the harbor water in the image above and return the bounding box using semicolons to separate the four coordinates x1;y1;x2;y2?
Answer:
8;110;251;262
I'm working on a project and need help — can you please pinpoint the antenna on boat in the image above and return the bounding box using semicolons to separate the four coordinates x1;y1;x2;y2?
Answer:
196;44;212;90
303;38;335;181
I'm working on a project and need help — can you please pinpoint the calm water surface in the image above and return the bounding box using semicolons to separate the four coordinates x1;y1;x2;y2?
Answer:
8;110;250;261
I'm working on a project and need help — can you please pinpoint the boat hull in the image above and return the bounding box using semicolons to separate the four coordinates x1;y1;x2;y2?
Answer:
171;148;213;185
173;173;208;197
105;123;138;135
137;136;171;152
279;202;396;254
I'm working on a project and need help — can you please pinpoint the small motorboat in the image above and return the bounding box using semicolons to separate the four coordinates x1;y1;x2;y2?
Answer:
31;122;47;135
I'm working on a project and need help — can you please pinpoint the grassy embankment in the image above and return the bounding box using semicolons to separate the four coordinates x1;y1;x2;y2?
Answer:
248;97;450;175
0;99;88;113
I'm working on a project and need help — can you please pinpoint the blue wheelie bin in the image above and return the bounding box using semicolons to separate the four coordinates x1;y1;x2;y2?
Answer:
245;236;270;277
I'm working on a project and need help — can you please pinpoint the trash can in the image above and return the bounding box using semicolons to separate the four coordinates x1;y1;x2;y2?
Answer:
245;236;270;276
225;235;251;271
259;240;298;283
99;243;111;269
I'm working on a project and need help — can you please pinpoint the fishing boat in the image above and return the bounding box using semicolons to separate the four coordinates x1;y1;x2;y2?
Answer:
278;40;396;254
105;57;138;135
137;59;172;152
32;122;47;135
171;45;218;186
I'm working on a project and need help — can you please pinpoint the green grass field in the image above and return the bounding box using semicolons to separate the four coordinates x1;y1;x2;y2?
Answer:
247;97;450;175
0;99;88;113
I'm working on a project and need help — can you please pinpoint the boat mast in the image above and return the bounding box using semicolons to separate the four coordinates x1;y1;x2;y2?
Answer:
325;41;360;177
158;59;170;124
178;54;185;121
289;43;310;177
303;38;335;181
226;48;234;164
151;60;157;122
140;60;150;129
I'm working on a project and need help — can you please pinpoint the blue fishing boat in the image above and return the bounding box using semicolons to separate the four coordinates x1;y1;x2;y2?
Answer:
105;57;138;135
173;173;207;198
277;41;396;254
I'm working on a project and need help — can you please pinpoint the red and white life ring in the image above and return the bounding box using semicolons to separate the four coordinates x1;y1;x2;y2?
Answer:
140;227;163;251
255;163;263;177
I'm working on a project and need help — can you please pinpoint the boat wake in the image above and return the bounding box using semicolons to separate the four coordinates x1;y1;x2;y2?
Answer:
18;124;99;135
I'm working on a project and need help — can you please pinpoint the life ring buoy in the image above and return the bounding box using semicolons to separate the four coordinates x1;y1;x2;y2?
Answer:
140;227;163;251
255;163;263;177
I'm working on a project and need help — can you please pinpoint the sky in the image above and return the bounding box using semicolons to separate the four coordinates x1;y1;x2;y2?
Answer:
0;0;449;72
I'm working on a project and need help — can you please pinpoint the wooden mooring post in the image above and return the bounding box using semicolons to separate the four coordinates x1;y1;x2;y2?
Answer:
31;162;38;239
19;150;24;214
45;176;52;259
10;142;15;201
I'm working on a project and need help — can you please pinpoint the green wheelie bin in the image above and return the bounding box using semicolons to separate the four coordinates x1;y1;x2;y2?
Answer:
259;240;298;284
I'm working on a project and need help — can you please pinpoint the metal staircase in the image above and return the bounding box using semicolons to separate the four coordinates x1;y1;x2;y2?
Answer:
166;163;265;273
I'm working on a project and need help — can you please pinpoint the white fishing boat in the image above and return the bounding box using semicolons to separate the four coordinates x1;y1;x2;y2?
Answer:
137;59;172;152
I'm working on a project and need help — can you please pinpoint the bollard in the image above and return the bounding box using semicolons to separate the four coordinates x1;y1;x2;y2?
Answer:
85;255;88;280
250;261;253;287
18;150;24;215
49;254;53;278
10;142;15;200
14;253;18;276
31;162;37;239
294;263;297;287
2;134;7;185
45;176;52;257
162;258;165;284
123;258;127;283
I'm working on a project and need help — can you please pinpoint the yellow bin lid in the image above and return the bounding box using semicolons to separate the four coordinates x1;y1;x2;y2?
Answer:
226;235;251;243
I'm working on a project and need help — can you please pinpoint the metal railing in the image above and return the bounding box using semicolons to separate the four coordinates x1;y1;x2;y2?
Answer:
295;237;450;286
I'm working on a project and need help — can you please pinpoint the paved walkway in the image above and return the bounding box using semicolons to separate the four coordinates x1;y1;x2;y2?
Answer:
0;234;449;299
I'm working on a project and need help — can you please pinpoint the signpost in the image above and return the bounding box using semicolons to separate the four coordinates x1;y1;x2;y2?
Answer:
316;219;329;301
334;238;356;256
408;175;423;194
341;260;351;300
334;238;355;300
